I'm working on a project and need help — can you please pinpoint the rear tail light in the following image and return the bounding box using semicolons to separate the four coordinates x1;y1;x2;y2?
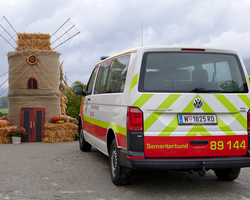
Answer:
248;110;250;157
248;109;250;131
127;107;143;132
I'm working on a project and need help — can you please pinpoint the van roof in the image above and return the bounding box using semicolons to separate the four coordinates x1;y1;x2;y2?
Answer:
96;45;239;66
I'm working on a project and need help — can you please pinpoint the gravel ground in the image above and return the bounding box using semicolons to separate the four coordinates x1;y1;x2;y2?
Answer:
1;141;250;200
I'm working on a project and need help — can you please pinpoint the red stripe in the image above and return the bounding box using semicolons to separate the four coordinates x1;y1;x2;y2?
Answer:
116;132;126;148
83;120;127;148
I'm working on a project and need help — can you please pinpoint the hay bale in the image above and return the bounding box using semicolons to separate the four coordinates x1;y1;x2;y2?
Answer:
0;125;18;144
15;33;51;51
70;118;78;124
42;123;78;143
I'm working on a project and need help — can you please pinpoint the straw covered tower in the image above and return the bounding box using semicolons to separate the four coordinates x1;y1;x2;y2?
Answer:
0;17;80;142
8;33;61;126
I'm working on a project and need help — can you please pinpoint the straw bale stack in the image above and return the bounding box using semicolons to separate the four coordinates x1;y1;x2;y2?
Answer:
15;33;51;51
42;123;78;143
0;125;18;144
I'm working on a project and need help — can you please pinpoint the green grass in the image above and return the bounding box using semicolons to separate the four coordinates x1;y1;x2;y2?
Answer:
0;108;8;114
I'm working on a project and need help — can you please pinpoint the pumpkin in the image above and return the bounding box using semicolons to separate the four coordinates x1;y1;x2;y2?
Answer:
0;120;10;128
51;115;66;123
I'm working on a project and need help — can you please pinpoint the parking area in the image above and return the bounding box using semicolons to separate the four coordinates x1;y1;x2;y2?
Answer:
1;142;250;200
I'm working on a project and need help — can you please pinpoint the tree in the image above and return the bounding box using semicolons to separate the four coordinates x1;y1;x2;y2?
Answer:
65;81;86;119
0;96;8;108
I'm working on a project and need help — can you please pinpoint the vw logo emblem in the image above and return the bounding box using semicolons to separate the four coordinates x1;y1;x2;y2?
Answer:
193;98;203;109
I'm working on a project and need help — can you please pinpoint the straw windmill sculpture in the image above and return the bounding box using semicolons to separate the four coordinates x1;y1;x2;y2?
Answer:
0;16;80;142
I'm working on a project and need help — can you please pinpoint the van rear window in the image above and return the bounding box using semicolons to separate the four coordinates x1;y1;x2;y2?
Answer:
138;52;248;93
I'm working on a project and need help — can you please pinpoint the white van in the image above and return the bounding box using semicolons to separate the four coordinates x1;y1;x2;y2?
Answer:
74;46;250;185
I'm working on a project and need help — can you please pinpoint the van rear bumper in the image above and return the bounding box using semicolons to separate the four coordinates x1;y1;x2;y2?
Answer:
119;149;250;170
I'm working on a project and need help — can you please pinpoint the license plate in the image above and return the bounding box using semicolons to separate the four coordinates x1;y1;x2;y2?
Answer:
178;114;217;125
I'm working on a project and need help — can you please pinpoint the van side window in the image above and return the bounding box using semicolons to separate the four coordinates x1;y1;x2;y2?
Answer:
86;67;98;95
105;55;130;93
94;61;112;94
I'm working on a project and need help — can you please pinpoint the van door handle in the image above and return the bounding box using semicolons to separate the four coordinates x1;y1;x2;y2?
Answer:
87;98;91;101
190;140;208;145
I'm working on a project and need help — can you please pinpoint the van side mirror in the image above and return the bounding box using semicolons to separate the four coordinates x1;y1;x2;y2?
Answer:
73;85;86;96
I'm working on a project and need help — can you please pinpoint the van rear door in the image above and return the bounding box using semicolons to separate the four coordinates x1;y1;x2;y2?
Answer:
136;50;249;158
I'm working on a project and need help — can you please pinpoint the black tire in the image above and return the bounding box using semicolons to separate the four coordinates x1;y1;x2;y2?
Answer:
214;168;241;181
109;139;132;186
79;125;92;152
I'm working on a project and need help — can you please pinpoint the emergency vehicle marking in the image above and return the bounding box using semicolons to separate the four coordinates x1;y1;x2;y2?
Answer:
159;116;179;136
185;125;212;136
129;73;139;94
145;135;248;157
147;143;188;149
96;49;137;66
157;94;181;110
137;94;242;137
217;118;236;135
238;94;250;108
144;94;181;132
84;115;126;136
246;74;250;86
215;95;247;131
132;93;153;108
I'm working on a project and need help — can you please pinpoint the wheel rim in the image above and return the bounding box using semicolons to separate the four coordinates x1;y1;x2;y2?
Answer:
111;146;118;177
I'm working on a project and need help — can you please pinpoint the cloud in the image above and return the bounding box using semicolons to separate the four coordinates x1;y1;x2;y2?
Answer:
1;0;250;89
203;31;250;58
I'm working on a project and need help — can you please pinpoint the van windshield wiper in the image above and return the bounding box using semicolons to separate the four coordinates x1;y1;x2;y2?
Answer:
190;87;222;93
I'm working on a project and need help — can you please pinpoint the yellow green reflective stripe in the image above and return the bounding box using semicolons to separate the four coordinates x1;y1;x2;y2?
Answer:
182;95;201;113
231;113;247;131
111;124;126;136
157;94;236;136
238;95;250;108
201;99;214;113
186;125;212;136
217;117;236;135
84;115;126;136
214;95;238;112
96;48;137;65
132;94;154;108
158;94;181;109
182;95;214;113
215;95;247;131
144;113;161;132
129;73;139;94
159;116;179;136
144;94;181;132
246;74;250;86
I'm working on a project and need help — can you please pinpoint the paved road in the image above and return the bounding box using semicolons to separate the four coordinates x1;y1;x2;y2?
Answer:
0;141;250;200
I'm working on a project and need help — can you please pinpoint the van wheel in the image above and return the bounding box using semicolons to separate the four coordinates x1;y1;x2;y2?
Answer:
79;127;92;152
109;139;132;185
214;168;241;181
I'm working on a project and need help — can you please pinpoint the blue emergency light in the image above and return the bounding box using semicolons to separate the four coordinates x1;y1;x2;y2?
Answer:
100;56;109;60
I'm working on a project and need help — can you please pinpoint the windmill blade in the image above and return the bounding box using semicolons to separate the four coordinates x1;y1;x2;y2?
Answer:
50;18;80;50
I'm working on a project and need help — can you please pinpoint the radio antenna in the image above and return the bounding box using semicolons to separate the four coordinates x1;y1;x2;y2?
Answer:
141;22;143;46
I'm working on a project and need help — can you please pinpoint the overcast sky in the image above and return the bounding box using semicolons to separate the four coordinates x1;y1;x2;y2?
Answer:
1;0;250;96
